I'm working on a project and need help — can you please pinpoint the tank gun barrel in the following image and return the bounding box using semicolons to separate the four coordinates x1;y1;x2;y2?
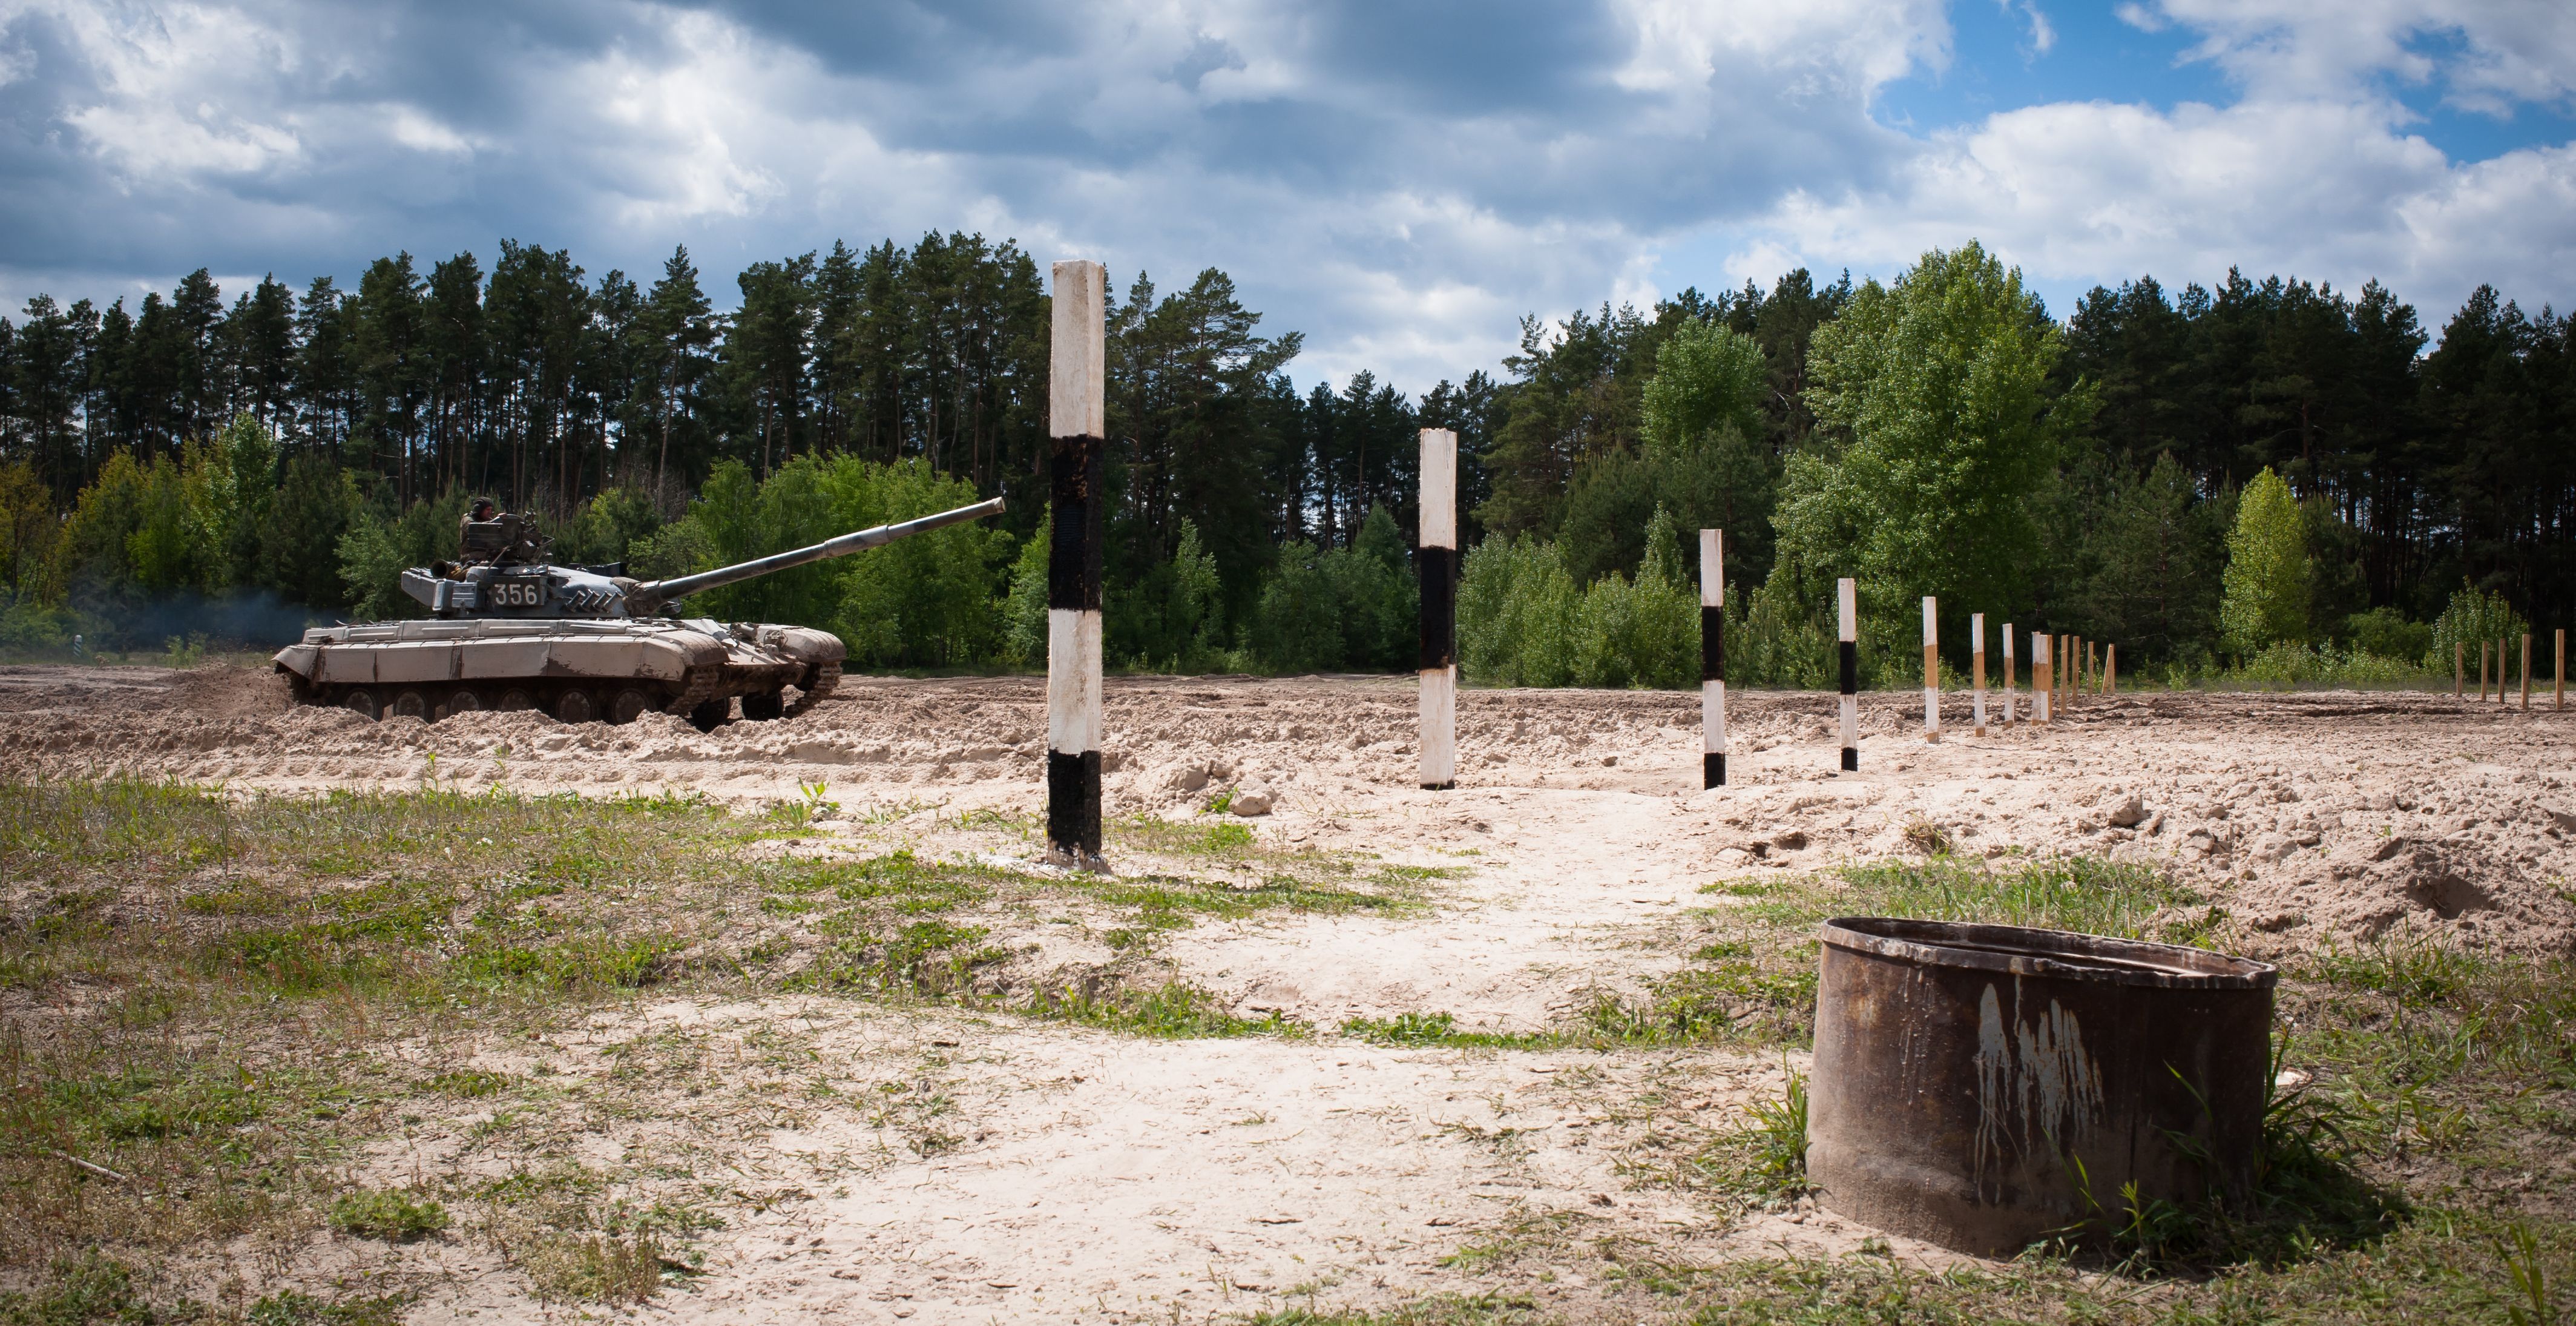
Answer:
629;496;1005;611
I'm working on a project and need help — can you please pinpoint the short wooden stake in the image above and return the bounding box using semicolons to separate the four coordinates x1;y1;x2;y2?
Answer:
1045;259;1107;868
1838;578;1859;773
1922;596;1940;744
2000;622;2016;725
1418;428;1457;790
2104;644;2117;694
2501;638;2511;705
2480;640;2490;702
2558;628;2566;711
2456;641;2465;699
1971;612;1987;736
2522;633;2532;711
1700;530;1726;788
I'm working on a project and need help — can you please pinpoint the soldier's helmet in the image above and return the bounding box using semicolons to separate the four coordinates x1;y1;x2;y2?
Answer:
469;497;497;520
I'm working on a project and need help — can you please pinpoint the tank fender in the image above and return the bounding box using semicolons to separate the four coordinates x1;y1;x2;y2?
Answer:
538;630;711;684
274;644;320;679
755;625;849;665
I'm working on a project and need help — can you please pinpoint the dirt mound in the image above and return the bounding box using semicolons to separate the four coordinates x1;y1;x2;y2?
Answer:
1;667;2569;958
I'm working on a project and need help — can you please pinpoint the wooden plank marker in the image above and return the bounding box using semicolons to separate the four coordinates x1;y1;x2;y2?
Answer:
2522;633;2532;711
2558;628;2566;711
1700;529;1726;788
1922;596;1940;743
2104;644;2117;694
2000;622;2016;725
1971;613;1987;736
1045;259;1107;869
1418;428;1458;790
1838;578;1859;773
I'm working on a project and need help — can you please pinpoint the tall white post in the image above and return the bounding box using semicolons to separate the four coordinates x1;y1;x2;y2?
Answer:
2034;632;2052;724
2000;622;2016;725
1046;260;1106;867
1700;529;1726;788
1418;428;1457;790
1838;578;1859;774
1971;612;1987;736
1921;596;1940;744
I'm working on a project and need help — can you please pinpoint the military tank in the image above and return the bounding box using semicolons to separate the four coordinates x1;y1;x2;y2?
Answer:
274;496;1005;728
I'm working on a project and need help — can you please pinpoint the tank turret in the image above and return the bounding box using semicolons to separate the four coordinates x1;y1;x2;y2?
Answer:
277;496;1005;728
399;496;1007;621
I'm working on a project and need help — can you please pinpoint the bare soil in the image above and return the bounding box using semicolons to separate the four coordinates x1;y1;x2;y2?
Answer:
4;664;2571;1321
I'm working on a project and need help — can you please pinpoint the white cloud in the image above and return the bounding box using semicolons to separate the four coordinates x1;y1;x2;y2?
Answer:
1722;94;2576;316
386;107;472;156
2137;0;2576;111
1;0;2571;391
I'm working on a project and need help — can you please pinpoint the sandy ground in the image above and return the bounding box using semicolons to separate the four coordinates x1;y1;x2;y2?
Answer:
5;664;2574;1321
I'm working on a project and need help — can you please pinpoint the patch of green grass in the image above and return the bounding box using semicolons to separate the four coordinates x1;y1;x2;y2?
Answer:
1249;1293;1545;1324
798;919;1010;997
0;1252;190;1326
453;934;683;990
245;1290;409;1326
1058;870;1415;940
1341;1011;1551;1050
1839;854;2203;938
1112;814;1257;855
326;1187;450;1241
520;1230;674;1304
424;1069;510;1098
1030;980;1306;1038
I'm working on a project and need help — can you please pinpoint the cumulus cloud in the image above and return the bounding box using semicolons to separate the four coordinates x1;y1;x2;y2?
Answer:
0;0;2569;389
1723;2;2576;320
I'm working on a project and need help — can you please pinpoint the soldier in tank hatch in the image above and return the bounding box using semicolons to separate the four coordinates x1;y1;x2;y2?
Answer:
456;498;546;569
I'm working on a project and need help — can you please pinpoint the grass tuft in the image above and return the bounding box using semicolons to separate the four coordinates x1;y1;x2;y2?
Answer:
326;1187;450;1241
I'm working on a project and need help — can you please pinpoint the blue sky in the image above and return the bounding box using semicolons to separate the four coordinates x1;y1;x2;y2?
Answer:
2;0;2572;391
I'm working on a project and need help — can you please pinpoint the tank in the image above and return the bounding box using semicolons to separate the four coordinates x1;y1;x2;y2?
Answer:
273;496;1005;728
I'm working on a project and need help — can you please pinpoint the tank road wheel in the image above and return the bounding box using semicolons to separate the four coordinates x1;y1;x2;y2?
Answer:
688;698;732;732
607;687;656;725
343;689;381;721
496;688;537;712
390;689;431;722
553;690;599;724
740;690;786;722
444;688;486;719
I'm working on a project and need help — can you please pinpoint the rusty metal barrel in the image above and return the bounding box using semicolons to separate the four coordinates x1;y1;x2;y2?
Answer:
1808;917;2277;1256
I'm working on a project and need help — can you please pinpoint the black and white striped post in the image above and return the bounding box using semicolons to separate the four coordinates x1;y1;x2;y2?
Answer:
1046;260;1106;868
1838;578;1859;773
1700;529;1726;788
1419;427;1457;791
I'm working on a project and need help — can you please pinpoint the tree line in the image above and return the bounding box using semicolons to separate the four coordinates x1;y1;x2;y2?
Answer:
1;231;2568;684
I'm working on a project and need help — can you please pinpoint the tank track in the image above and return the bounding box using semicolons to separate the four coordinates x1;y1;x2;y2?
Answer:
783;662;841;717
665;665;722;717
